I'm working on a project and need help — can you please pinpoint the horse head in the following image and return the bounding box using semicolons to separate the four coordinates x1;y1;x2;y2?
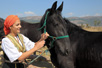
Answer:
40;1;71;56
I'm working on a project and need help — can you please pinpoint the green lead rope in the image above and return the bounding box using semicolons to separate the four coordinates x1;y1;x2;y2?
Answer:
27;35;69;65
38;11;50;33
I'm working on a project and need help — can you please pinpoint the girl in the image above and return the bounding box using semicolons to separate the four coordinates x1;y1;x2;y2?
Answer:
1;15;49;68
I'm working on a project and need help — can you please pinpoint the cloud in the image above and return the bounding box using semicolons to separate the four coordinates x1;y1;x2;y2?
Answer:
80;14;90;17
94;13;102;16
81;13;102;17
16;13;23;17
24;11;37;16
16;11;37;17
64;12;74;17
67;12;74;16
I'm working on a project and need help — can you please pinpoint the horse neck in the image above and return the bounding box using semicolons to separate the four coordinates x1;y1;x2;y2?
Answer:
67;23;87;42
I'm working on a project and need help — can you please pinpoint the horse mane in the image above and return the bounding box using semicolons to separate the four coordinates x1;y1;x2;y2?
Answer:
40;9;50;23
0;18;4;22
63;18;88;34
0;18;4;40
0;18;4;28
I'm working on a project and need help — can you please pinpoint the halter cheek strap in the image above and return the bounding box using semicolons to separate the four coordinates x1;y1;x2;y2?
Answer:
38;11;49;33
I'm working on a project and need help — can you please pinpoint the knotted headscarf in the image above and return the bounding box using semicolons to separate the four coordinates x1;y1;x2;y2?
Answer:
4;15;19;35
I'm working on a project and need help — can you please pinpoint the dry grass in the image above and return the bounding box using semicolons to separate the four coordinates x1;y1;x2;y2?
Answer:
82;26;102;32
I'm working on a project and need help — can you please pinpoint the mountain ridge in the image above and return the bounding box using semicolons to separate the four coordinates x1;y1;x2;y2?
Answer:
67;16;102;26
1;16;102;26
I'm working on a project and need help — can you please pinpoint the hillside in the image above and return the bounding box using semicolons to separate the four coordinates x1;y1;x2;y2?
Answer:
1;16;102;26
20;16;102;26
67;16;102;26
20;16;42;23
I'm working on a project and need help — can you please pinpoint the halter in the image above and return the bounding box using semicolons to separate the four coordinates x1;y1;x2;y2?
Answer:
27;11;69;65
38;11;69;47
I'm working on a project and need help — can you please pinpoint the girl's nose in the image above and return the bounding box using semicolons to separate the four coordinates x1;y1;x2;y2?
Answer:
19;25;22;28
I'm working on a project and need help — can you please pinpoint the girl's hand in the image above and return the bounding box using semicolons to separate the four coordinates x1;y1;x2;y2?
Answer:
34;40;45;51
40;32;49;41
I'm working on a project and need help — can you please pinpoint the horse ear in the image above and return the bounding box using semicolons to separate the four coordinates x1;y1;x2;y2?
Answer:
50;1;57;13
57;2;63;13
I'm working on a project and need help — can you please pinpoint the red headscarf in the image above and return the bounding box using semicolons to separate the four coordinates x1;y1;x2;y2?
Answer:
4;15;19;35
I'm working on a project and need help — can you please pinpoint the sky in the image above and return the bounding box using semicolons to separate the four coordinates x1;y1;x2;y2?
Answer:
0;0;102;19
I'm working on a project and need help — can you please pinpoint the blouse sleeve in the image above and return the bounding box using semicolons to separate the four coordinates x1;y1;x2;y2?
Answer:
1;38;22;62
21;34;35;51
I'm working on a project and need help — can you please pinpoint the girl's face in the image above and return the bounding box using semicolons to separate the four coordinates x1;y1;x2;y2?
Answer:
10;20;21;35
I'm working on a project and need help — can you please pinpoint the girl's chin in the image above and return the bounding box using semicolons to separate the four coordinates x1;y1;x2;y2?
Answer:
17;31;20;33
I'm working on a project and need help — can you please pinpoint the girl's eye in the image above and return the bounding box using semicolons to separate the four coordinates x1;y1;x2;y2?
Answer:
16;23;21;26
16;24;19;26
16;24;20;26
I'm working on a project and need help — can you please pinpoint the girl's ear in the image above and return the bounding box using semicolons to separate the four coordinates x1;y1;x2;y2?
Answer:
9;25;13;29
9;27;11;29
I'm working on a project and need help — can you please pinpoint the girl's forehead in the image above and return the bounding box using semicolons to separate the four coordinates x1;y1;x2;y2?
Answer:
14;20;21;24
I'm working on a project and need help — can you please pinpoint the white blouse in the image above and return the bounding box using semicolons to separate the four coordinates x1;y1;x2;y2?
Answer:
1;34;35;62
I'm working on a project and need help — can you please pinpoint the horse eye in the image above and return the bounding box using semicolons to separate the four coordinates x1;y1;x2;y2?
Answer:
54;23;58;26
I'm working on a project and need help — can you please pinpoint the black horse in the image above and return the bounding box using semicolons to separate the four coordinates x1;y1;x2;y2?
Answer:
0;18;4;28
21;1;74;68
21;20;41;42
39;1;74;68
0;18;4;41
64;17;102;68
41;1;102;68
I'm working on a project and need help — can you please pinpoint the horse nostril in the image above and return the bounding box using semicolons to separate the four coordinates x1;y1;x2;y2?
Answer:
66;49;69;55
